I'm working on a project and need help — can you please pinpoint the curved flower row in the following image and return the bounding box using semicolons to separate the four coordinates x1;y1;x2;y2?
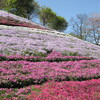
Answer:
0;51;94;62
45;51;94;61
0;60;100;88
0;79;100;100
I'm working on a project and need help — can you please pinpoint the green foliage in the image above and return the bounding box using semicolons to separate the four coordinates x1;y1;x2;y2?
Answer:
31;86;41;92
21;49;47;57
4;0;40;19
0;0;7;10
43;48;53;54
0;56;8;61
39;6;68;32
21;49;33;56
31;51;47;57
48;16;68;32
0;49;16;56
69;33;85;40
62;51;80;56
0;90;6;96
39;6;56;26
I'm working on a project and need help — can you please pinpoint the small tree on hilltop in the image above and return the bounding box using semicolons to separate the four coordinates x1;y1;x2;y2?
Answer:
70;14;88;40
39;6;56;26
39;6;68;32
49;16;68;32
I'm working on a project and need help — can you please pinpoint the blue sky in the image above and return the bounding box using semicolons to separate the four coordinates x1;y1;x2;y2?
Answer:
35;0;100;33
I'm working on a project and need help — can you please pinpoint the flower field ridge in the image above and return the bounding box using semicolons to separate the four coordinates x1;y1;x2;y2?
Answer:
0;10;48;30
0;51;94;62
0;10;100;100
0;59;100;88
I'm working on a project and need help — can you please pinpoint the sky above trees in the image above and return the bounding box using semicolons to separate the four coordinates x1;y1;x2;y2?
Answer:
36;0;100;33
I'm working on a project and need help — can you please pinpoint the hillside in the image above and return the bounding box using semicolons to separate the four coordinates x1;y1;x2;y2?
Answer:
0;10;48;30
0;10;100;100
0;10;100;59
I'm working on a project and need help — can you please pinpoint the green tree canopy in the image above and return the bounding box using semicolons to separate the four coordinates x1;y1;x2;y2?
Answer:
39;6;68;32
39;6;56;26
0;0;7;10
49;16;68;32
4;0;40;19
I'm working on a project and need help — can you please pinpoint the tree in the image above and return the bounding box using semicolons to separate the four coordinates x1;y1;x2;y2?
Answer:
87;13;100;45
0;0;7;10
48;16;68;32
70;14;88;40
39;6;68;32
70;13;100;45
39;6;56;26
4;0;40;19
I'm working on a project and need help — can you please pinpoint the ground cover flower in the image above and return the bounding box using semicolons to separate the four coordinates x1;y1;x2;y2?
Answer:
0;25;100;59
0;10;48;30
27;79;100;100
0;59;100;88
0;79;99;100
0;10;100;100
0;51;94;62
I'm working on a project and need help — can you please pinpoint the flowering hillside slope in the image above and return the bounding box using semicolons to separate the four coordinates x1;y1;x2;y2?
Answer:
0;10;100;100
0;52;100;99
0;10;100;59
0;25;100;59
0;79;100;100
0;10;48;30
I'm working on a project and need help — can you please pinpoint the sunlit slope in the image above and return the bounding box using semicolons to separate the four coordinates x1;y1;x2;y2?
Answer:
0;25;100;59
